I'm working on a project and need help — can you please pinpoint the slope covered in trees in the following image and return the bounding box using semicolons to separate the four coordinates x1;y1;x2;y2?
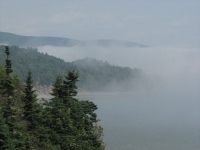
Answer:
0;45;74;86
0;46;105;149
73;58;142;91
0;45;143;91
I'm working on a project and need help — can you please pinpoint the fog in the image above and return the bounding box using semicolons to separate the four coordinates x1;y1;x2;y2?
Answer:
38;45;199;93
38;45;200;149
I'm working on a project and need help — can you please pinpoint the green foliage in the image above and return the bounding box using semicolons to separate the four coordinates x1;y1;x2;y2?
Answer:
0;112;9;149
5;46;13;75
0;76;14;97
0;45;75;86
0;65;6;99
0;65;6;80
1;96;28;149
73;58;143;91
23;70;39;131
0;45;143;91
43;71;105;149
62;70;79;97
0;46;14;97
0;46;105;149
50;74;64;99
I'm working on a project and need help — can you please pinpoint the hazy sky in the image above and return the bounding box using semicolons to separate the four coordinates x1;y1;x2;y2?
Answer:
0;0;199;47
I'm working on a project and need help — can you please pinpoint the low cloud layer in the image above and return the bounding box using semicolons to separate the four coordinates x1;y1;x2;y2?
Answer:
37;45;200;147
37;45;200;95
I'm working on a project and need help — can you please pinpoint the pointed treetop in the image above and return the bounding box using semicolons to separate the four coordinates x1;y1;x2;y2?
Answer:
5;46;10;56
5;46;13;75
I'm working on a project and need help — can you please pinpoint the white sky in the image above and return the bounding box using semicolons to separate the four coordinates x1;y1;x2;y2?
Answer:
0;0;200;47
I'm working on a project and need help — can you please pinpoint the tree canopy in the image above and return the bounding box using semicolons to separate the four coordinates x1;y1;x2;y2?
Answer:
0;45;143;91
0;46;105;149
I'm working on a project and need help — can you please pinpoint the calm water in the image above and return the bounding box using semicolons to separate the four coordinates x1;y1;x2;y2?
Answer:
81;92;200;150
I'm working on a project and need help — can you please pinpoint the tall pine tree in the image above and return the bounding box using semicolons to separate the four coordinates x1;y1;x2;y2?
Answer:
51;74;63;99
62;70;79;98
0;46;27;149
23;70;40;131
47;71;105;149
0;46;14;97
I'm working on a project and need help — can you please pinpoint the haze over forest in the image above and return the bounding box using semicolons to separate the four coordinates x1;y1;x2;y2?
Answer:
0;1;199;150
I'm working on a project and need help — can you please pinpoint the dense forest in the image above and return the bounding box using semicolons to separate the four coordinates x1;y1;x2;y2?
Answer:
0;45;143;91
0;46;105;149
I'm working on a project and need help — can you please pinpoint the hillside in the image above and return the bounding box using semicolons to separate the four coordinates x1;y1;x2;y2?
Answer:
0;31;148;48
0;45;143;91
0;31;81;47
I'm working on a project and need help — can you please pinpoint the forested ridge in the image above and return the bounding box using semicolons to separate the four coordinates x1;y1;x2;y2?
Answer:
0;31;81;47
0;31;148;48
0;45;143;91
0;46;105;149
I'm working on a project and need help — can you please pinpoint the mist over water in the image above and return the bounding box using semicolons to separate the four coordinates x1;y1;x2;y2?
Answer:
92;93;200;150
38;46;200;149
38;45;200;93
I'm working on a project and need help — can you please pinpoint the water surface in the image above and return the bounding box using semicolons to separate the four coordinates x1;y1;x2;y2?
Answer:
82;92;200;150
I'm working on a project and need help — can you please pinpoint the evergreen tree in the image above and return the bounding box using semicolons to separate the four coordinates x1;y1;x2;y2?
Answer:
0;110;9;149
23;70;39;131
0;46;14;97
0;65;6;81
5;46;13;75
44;72;81;149
1;96;27;149
0;65;6;100
0;46;31;150
47;71;105;149
22;70;43;150
0;46;105;149
0;46;23;149
62;70;79;98
50;74;63;98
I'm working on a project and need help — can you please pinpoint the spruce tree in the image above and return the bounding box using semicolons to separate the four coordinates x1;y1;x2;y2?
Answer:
5;46;13;75
0;110;9;149
1;97;27;149
23;70;38;131
0;65;6;100
51;74;63;99
62;70;79;98
22;70;46;149
0;46;14;97
44;72;81;149
48;71;105;149
0;47;27;149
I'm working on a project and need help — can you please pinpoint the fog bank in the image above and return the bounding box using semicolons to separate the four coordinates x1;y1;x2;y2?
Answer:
38;45;200;150
38;45;199;94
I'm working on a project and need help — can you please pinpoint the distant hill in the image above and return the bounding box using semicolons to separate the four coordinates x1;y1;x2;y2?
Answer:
0;45;143;92
0;31;81;47
0;31;148;48
96;39;148;47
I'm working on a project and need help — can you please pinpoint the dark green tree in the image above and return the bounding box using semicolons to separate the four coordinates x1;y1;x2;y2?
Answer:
0;95;27;149
50;74;63;99
0;111;9;149
0;65;6;100
0;65;6;81
0;46;105;149
23;70;39;131
46;71;105;149
5;46;13;75
0;46;14;97
0;46;35;150
62;70;79;98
